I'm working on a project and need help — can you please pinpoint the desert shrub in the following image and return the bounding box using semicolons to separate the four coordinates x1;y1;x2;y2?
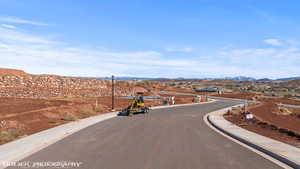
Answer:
278;107;293;115
0;129;23;143
94;105;103;113
62;112;77;121
79;108;96;117
231;106;243;115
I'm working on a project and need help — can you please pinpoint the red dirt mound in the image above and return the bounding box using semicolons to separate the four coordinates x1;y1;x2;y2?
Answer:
225;114;300;146
259;97;300;106
249;102;300;134
0;68;30;77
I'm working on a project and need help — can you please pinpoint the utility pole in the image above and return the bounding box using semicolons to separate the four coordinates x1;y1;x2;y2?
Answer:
112;75;115;111
244;93;247;112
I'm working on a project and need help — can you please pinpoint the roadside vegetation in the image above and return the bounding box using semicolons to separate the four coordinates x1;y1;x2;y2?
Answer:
0;129;23;145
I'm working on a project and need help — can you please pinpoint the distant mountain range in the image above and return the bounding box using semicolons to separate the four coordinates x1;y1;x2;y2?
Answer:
275;76;300;81
1;67;298;82
99;76;300;82
100;76;169;81
215;76;300;82
230;76;300;82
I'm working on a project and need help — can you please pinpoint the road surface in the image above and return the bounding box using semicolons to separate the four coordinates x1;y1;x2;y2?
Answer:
8;99;283;169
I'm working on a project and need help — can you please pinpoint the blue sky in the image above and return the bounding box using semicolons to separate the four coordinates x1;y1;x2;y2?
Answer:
0;0;300;78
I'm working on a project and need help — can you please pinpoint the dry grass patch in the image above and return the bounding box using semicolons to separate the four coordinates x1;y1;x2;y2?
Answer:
277;107;293;115
231;106;243;115
94;105;103;113
79;105;103;117
0;129;23;144
61;112;77;121
79;108;96;117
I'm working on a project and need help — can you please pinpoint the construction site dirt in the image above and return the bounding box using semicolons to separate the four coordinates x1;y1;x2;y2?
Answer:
225;102;300;147
0;97;124;143
0;94;198;145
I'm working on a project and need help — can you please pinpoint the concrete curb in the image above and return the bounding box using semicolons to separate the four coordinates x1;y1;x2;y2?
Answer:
206;105;300;169
151;99;216;110
0;100;214;169
0;112;117;169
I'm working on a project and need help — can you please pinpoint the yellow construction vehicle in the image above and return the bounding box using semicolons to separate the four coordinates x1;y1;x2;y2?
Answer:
119;92;150;116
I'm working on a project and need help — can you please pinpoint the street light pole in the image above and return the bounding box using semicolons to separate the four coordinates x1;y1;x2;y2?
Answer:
112;75;115;111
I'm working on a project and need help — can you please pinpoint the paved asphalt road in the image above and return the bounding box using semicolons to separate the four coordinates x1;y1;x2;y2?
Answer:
9;99;283;169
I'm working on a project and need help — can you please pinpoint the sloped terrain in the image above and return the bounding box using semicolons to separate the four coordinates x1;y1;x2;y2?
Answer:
225;102;300;147
0;68;29;77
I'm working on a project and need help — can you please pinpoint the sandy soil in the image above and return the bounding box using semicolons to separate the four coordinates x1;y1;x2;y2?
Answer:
248;102;300;134
225;114;300;147
0;98;70;117
0;94;196;145
0;97;158;144
0;98;94;137
288;107;300;119
225;102;300;147
259;97;300;105
0;68;29;77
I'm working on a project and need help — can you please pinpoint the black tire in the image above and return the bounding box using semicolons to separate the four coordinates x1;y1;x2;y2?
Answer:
144;107;149;114
128;111;133;116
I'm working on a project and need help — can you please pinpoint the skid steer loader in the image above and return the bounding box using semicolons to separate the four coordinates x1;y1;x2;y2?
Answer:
119;92;150;116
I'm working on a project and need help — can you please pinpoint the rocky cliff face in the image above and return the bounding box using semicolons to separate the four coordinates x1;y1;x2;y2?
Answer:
0;68;136;98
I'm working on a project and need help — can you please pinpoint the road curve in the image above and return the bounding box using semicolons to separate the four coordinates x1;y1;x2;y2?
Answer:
8;99;283;169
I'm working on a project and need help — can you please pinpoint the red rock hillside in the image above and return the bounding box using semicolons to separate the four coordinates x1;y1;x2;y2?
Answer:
0;68;30;77
0;68;140;98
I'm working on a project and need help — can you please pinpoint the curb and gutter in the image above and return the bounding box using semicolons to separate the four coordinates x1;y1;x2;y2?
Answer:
0;112;117;169
205;105;300;169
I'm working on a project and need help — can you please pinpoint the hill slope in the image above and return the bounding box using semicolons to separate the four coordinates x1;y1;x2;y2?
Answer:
0;68;30;77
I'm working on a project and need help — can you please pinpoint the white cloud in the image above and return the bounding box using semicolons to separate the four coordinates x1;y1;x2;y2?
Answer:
0;27;56;44
1;24;16;29
264;39;283;46
165;47;193;53
0;23;299;78
0;16;48;26
216;42;300;78
0;26;196;77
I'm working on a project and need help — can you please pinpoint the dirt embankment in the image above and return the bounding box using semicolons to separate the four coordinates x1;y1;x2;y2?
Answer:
226;113;300;147
259;97;300;106
220;92;300;146
0;96;165;145
0;68;141;98
0;92;203;145
248;102;300;135
225;102;300;147
0;68;204;145
0;68;29;77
